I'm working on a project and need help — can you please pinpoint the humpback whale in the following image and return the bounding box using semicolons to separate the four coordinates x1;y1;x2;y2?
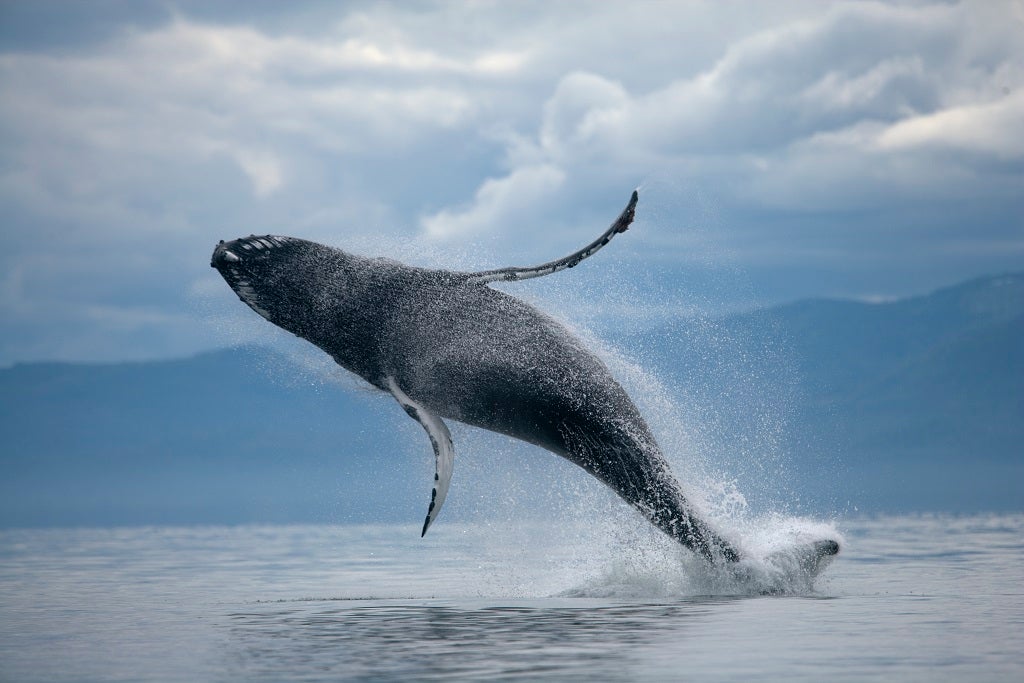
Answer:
211;191;838;566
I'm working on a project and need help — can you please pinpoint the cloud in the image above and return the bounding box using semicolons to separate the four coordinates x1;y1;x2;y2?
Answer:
0;1;1022;365
228;148;284;197
539;72;630;161
419;1;1023;234
877;91;1024;159
421;164;566;239
0;17;491;202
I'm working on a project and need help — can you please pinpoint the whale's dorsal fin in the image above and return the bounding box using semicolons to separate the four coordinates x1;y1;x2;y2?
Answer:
386;378;454;537
465;189;638;285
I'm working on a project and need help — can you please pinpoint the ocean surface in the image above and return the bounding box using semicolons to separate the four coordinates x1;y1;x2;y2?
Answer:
1;514;1021;681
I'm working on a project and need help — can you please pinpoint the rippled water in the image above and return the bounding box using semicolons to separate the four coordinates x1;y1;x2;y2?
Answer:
1;515;1022;681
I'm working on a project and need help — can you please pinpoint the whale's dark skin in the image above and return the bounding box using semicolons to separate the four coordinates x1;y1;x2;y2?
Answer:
211;193;746;563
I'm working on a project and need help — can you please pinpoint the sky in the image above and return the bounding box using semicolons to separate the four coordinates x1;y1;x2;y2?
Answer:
0;0;1022;365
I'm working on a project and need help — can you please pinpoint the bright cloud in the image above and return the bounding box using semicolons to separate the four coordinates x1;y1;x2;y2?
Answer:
877;91;1024;159
422;164;566;239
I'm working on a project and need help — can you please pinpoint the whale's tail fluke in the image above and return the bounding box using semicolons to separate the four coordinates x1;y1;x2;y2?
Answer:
738;536;842;594
465;190;638;285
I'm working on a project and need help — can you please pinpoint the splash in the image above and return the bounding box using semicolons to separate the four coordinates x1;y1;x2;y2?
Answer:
546;514;843;598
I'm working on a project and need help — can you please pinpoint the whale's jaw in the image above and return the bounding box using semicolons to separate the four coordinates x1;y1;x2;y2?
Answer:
211;235;298;322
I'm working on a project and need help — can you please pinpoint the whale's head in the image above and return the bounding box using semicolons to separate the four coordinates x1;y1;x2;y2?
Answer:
211;234;332;336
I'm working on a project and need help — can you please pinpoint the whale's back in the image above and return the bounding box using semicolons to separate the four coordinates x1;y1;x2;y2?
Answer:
381;276;655;461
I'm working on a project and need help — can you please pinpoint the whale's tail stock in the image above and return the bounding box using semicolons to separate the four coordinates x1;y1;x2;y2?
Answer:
652;492;841;582
643;464;843;593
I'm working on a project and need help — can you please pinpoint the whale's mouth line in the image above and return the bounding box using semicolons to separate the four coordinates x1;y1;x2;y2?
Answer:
222;264;273;321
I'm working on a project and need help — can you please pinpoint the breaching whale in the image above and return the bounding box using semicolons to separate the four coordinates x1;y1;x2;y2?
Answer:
211;191;838;566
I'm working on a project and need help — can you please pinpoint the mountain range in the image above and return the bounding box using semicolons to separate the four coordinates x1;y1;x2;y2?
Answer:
1;272;1021;527
619;271;1023;512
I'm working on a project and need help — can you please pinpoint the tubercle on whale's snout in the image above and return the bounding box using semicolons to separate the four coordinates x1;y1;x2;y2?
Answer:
210;240;237;269
211;234;294;269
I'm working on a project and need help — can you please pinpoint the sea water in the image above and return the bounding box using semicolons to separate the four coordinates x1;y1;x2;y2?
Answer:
1;514;1022;681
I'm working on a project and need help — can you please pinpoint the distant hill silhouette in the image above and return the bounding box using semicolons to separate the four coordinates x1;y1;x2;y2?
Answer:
1;272;1021;526
0;348;427;526
619;271;1023;512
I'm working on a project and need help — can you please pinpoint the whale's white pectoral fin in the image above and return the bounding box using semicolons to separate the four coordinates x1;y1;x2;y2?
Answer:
386;378;454;537
465;189;638;285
